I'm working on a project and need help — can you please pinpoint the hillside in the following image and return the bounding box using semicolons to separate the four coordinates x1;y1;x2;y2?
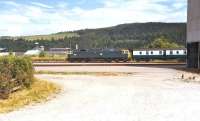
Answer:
14;32;79;41
0;22;186;52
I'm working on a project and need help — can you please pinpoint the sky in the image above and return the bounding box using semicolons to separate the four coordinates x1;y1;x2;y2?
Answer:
0;0;187;36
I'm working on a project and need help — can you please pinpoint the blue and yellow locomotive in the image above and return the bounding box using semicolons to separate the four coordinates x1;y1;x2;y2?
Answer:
68;49;129;62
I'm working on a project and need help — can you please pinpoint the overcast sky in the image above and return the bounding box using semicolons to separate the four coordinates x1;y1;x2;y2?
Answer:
0;0;187;36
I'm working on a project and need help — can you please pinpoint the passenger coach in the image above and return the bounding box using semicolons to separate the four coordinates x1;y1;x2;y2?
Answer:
133;48;187;61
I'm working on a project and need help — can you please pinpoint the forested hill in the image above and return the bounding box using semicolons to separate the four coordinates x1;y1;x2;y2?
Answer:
0;22;186;52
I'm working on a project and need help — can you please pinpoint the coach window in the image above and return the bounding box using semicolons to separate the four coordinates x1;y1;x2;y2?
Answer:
139;51;142;55
159;51;162;55
146;51;149;55
151;51;153;55
170;50;173;55
176;51;179;54
184;50;186;54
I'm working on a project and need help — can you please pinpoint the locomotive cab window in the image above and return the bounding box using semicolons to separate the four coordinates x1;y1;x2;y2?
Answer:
122;50;129;54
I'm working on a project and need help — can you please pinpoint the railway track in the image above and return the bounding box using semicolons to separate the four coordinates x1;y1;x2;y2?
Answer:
33;62;186;67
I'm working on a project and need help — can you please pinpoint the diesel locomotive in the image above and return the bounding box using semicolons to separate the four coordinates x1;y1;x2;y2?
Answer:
68;49;130;62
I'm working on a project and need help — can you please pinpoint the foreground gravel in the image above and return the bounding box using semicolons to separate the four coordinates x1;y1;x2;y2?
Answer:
1;66;200;121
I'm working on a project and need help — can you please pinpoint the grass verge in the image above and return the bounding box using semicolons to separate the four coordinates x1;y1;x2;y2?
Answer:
36;71;134;76
0;79;61;113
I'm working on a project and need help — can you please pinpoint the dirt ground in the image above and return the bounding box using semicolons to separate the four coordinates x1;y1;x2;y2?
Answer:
1;66;200;121
35;65;180;72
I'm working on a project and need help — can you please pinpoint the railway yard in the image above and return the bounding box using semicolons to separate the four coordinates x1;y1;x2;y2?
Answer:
0;0;199;121
1;64;200;121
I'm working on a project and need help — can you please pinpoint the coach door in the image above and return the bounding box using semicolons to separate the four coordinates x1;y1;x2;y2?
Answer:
163;50;166;57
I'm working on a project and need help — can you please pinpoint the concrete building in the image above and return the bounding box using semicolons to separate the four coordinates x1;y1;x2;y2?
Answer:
47;48;71;56
187;0;200;68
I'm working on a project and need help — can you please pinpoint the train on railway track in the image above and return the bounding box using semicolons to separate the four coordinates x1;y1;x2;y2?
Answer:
67;48;187;62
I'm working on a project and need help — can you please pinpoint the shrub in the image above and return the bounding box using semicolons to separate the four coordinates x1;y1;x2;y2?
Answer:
39;51;46;57
0;56;34;99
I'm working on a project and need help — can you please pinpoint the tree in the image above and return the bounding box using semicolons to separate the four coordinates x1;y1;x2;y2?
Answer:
147;36;184;49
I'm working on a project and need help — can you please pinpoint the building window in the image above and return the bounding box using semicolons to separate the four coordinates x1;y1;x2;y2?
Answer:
170;50;173;55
